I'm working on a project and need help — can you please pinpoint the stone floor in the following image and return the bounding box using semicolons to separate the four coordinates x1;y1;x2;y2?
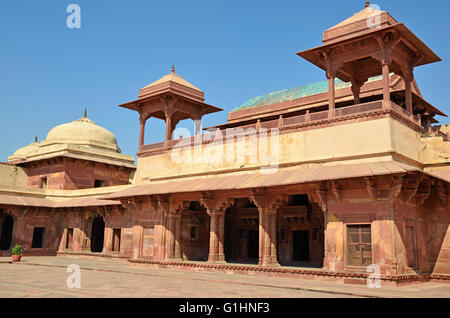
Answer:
0;256;449;298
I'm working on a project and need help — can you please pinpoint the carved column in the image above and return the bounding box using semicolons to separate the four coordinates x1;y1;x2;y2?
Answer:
327;73;336;118
161;95;178;146
165;115;172;145
165;213;176;260
192;113;203;136
131;224;143;260
351;79;365;105
402;64;414;115
173;214;182;260
139;114;146;149
250;190;287;267
207;211;226;263
381;60;391;107
201;193;234;264
374;32;400;109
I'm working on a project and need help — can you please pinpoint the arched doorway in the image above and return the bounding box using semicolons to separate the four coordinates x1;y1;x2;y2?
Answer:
0;214;14;251
90;217;105;253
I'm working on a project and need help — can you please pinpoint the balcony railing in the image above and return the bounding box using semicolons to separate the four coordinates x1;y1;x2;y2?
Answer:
139;100;423;155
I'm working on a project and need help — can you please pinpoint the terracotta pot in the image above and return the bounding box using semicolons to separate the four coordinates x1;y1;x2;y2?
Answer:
12;255;22;262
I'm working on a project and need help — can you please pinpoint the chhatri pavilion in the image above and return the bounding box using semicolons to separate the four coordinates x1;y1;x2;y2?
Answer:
1;2;449;285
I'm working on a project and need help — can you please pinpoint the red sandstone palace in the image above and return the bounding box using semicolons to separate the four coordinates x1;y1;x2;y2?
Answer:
1;3;449;286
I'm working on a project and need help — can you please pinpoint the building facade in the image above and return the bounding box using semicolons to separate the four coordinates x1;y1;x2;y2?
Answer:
1;3;449;285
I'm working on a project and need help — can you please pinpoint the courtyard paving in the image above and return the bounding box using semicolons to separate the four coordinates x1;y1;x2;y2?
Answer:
0;256;449;298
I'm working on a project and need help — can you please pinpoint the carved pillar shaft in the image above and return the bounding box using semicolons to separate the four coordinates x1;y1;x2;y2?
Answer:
382;60;391;107
258;208;265;266
194;118;202;136
217;212;225;260
165;214;175;260
404;69;413;114
351;81;362;105
208;211;225;263
131;224;143;260
257;209;280;267
327;74;336;117
139;117;146;149
165;115;172;145
174;214;182;260
269;212;278;264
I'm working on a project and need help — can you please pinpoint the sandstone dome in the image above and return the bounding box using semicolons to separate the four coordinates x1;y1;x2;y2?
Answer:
9;140;39;160
45;116;120;152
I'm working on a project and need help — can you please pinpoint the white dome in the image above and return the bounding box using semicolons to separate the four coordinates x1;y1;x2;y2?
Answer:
45;116;120;152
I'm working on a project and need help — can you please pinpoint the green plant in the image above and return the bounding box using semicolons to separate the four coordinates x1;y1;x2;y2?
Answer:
11;244;23;256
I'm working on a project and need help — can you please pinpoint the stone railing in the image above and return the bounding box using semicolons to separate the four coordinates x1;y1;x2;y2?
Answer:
138;100;423;156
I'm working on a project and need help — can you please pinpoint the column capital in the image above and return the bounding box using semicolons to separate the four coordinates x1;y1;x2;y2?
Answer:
200;192;234;215
249;189;288;213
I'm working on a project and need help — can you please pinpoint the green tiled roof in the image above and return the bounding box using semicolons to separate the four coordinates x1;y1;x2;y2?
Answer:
232;75;383;112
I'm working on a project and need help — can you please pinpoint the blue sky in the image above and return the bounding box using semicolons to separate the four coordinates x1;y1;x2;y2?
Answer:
1;0;449;161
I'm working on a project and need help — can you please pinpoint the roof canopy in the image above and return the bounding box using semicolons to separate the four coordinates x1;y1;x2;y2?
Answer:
120;66;222;122
297;3;441;84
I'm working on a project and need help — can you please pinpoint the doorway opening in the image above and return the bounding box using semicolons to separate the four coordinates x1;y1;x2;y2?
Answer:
66;228;74;250
31;227;45;249
0;215;13;250
247;230;259;260
112;228;121;252
90;217;105;253
224;198;258;264
293;231;309;262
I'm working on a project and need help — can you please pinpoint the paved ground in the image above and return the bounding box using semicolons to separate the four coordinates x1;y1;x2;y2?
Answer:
0;256;449;298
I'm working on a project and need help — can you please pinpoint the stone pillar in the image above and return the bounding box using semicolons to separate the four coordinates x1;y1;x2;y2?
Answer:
208;211;226;263
131;224;143;260
165;115;172;145
251;192;285;267
259;209;279;267
174;214;182;260
323;221;345;272
351;79;364;105
165;213;182;261
139;115;146;149
192;115;202;136
404;67;414;114
269;211;278;265
165;214;175;260
382;60;391;108
327;74;336;117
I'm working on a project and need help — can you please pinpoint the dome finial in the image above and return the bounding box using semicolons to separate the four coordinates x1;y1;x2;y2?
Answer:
365;0;370;8
171;64;175;74
84;107;87;118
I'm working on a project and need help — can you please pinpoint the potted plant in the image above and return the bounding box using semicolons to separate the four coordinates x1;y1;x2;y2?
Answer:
11;244;23;262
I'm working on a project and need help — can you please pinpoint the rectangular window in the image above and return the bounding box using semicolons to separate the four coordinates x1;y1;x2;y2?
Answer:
112;228;121;252
40;177;48;189
347;224;372;267
66;228;74;250
94;180;106;188
32;227;45;248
